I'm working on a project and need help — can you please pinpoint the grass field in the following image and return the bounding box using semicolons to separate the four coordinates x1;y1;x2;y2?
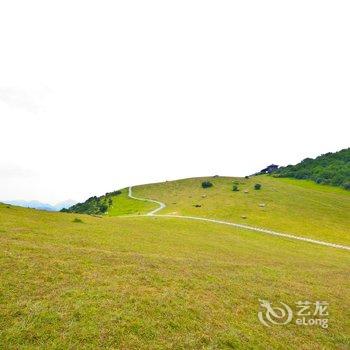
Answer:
1;176;349;349
107;188;154;216
132;175;350;246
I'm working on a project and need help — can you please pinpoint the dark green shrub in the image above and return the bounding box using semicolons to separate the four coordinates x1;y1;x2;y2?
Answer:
106;190;122;196
73;218;83;223
202;181;213;189
232;185;239;191
254;183;262;190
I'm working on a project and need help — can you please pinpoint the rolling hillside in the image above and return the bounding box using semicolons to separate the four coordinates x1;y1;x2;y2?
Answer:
2;152;350;349
0;203;349;349
127;175;350;246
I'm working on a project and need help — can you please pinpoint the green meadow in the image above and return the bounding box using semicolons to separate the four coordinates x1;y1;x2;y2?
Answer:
133;175;350;246
107;188;154;216
0;175;349;349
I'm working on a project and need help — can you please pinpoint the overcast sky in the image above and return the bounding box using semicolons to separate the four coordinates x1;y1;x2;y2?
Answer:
1;1;349;203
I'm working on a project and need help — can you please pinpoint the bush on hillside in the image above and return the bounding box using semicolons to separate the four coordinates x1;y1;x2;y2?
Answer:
202;181;213;189
254;183;262;190
106;190;122;196
232;185;239;191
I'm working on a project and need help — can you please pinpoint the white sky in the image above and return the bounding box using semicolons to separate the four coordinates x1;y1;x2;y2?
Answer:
1;1;349;203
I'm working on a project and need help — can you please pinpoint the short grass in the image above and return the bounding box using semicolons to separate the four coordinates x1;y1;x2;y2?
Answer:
107;188;154;216
0;204;349;349
133;175;350;246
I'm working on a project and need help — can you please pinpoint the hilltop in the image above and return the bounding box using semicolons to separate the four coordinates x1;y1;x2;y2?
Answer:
63;173;350;246
130;175;350;246
64;148;350;219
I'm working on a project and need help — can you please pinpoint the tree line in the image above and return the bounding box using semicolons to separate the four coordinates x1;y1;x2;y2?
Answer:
61;190;122;214
273;148;350;190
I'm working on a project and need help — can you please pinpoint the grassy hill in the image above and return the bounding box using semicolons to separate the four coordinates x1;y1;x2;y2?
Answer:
107;188;154;216
1;169;350;349
131;175;350;246
0;203;349;349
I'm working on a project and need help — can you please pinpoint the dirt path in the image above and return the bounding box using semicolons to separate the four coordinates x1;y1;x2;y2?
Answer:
127;186;350;251
128;186;166;215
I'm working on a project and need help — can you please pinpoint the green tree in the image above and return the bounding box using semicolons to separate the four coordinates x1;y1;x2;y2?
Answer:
274;148;350;190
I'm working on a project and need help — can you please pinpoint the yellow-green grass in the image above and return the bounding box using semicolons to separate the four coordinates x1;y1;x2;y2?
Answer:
107;188;154;216
0;204;349;349
133;176;350;246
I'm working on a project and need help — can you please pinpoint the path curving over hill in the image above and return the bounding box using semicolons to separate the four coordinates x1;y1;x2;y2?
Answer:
128;186;166;216
127;186;350;251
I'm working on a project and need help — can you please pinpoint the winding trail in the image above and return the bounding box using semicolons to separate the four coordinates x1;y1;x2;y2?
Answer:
128;186;166;215
127;186;350;252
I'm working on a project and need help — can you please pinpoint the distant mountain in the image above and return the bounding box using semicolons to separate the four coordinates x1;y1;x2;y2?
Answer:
3;200;56;211
273;147;350;190
2;199;78;211
54;200;78;211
